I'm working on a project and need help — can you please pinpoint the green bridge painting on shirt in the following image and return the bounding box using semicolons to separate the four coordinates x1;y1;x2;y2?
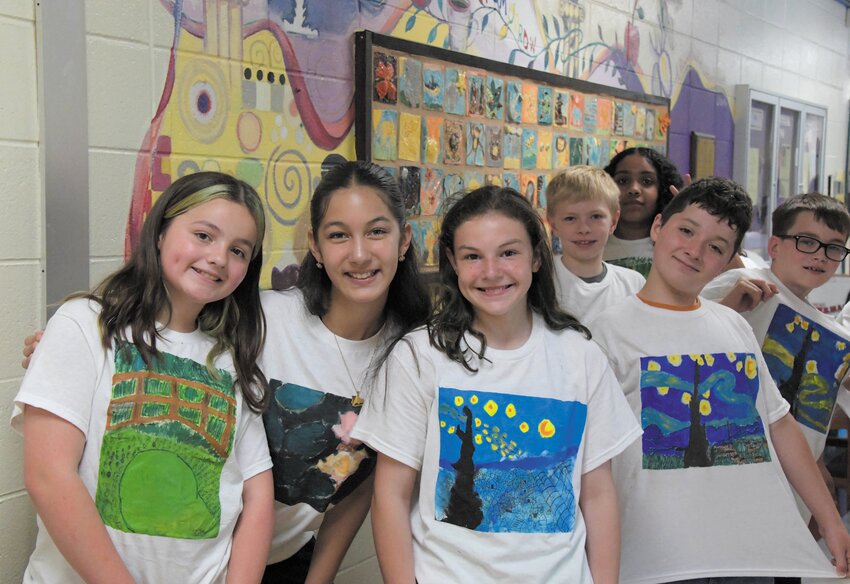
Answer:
95;342;236;539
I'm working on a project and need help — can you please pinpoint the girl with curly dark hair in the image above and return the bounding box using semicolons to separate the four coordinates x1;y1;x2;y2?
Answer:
603;147;684;276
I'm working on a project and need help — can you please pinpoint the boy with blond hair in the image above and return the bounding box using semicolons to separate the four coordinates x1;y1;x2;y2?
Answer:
546;166;645;322
591;178;850;583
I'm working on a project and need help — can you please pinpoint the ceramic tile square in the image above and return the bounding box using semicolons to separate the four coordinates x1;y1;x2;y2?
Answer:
0;492;37;582
0;264;42;379
762;65;783;93
0;143;41;259
89;151;136;257
716;48;741;87
741;57;763;88
0;0;34;20
86;36;153;149
0;19;37;141
691;0;720;45
0;380;26;494
86;0;150;43
763;0;787;27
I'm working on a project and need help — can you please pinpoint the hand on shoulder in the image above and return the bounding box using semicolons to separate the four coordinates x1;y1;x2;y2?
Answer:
718;278;778;313
21;330;43;369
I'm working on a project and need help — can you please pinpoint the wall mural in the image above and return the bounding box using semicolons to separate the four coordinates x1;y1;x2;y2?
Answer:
128;0;733;287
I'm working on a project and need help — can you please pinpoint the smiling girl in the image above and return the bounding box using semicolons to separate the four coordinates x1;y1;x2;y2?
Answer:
352;186;641;583
259;161;430;583
14;172;273;583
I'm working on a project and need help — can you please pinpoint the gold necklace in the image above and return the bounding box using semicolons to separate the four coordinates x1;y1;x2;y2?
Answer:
333;333;365;407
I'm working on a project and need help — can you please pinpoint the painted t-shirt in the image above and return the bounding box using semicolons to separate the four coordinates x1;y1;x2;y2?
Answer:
602;234;654;277
837;302;850;330
590;296;838;584
703;267;850;460
12;298;271;584
260;289;382;563
554;256;645;323
352;314;641;583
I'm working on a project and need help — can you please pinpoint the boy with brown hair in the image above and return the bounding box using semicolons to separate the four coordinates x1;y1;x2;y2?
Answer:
591;178;850;583
702;193;850;522
545;165;644;322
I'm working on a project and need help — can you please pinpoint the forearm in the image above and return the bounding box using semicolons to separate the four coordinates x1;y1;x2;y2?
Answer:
372;454;417;584
580;461;620;584
772;414;843;531
226;470;274;584
305;473;375;584
24;408;133;584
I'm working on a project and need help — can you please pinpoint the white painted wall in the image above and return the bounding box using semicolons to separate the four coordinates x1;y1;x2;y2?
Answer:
1;1;849;582
0;1;41;582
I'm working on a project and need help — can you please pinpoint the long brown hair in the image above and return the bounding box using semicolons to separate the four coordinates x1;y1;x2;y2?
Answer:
80;172;268;412
430;186;589;372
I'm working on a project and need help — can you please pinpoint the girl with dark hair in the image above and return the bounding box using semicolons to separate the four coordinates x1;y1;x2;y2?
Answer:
259;160;431;583
14;172;273;583
352;186;640;583
603;147;684;277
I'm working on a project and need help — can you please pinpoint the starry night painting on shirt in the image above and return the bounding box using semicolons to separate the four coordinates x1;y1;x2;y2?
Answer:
762;304;850;433
640;352;770;470
436;387;586;533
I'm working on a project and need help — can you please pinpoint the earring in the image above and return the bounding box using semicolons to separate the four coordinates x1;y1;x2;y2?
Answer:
398;255;405;262
316;261;324;269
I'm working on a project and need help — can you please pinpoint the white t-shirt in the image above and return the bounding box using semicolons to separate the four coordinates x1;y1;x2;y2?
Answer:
260;289;384;563
703;267;850;461
352;314;641;584
12;298;271;584
554;257;645;323
602;234;654;277
836;302;850;330
590;296;838;584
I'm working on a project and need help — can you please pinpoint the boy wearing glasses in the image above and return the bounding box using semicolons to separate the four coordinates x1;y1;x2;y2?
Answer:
703;192;850;527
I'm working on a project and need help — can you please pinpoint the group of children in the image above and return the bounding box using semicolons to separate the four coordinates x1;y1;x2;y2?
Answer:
14;148;850;584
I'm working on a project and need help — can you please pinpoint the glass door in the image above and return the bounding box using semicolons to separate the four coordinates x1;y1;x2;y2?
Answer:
777;107;800;207
803;111;825;193
733;86;827;261
745;100;775;257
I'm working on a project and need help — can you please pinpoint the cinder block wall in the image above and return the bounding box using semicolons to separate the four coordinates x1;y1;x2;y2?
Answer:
0;1;41;582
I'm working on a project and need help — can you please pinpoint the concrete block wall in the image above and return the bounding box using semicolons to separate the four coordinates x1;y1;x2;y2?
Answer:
0;1;41;582
1;1;849;582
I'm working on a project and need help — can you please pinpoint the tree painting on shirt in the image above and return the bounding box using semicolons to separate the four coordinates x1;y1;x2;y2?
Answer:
762;305;850;433
640;352;770;470
436;387;586;533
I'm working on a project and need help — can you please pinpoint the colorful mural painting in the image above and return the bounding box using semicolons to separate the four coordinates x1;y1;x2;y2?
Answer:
128;0;734;286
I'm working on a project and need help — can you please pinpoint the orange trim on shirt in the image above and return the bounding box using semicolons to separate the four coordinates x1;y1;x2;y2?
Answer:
636;294;701;311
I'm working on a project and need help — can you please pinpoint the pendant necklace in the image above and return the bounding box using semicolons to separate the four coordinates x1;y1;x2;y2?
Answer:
334;333;365;407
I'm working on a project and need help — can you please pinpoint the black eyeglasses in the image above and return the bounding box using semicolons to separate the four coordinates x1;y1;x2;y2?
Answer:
776;234;850;262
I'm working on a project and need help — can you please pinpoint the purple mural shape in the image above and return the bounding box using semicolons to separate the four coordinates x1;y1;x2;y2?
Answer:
670;68;734;179
587;49;733;179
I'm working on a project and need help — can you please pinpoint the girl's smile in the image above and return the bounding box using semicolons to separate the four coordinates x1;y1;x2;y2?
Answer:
309;186;411;326
158;197;257;331
448;211;540;344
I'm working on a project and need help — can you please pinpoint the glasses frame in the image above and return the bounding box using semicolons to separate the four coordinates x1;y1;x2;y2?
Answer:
776;234;850;262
